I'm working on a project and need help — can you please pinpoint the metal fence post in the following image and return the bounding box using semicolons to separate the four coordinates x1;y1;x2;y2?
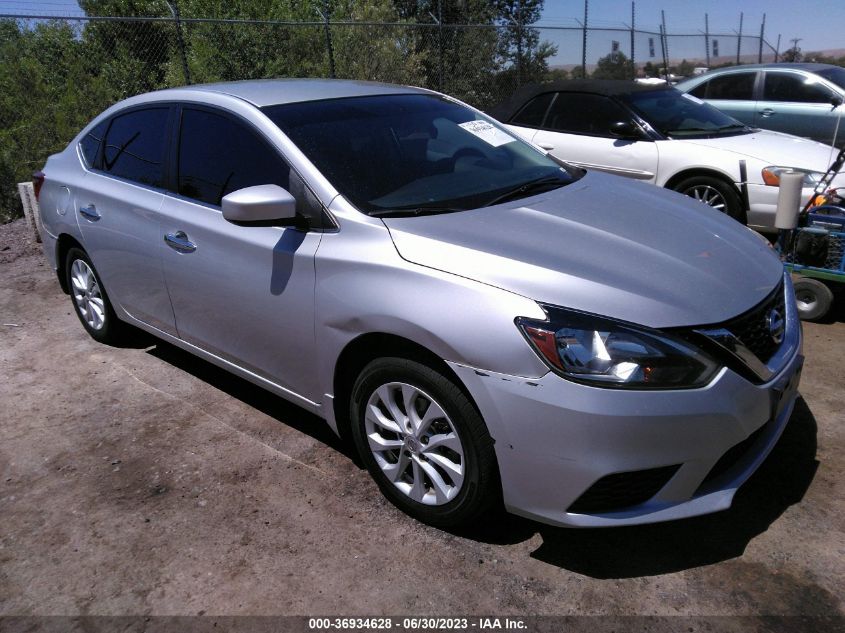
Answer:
736;12;743;64
630;1;635;78
165;0;191;85
758;13;765;63
704;13;710;67
319;0;336;79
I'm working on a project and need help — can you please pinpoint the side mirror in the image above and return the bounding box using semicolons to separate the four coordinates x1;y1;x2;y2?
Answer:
831;96;843;109
609;121;642;140
221;184;296;224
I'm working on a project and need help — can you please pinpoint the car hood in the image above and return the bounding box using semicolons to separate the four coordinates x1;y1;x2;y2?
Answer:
383;171;783;329
679;129;837;171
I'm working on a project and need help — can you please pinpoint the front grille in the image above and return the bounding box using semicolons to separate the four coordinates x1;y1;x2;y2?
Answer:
567;465;681;514
720;281;785;365
696;420;771;493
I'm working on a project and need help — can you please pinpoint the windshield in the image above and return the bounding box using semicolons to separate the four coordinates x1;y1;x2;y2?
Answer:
263;94;577;215
817;67;845;92
621;89;750;138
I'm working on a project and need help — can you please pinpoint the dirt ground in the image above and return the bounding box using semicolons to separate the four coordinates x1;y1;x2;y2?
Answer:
1;218;844;626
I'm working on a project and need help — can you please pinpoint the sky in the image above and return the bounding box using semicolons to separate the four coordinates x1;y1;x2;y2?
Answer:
0;0;843;65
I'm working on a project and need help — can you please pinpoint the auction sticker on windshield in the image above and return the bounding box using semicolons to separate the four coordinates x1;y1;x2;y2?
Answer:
459;120;515;147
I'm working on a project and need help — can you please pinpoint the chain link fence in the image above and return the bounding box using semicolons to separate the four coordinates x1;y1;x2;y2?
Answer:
0;14;779;221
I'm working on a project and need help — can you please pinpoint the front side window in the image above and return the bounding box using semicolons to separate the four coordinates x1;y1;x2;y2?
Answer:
544;93;632;136
693;72;756;100
101;108;169;188
264;94;576;215
763;72;836;104
178;108;290;206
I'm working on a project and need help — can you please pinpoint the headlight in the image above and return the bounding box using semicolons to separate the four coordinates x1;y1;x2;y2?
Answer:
761;166;823;187
516;306;720;389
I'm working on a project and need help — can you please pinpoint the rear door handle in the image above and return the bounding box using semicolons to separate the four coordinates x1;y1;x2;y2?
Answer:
537;142;556;150
78;204;100;221
164;231;196;253
759;108;775;117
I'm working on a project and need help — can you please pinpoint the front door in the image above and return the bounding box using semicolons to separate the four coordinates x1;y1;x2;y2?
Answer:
160;106;322;403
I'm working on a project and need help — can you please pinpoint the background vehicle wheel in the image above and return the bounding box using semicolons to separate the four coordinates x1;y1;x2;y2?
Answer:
673;176;746;223
350;357;499;528
65;247;123;344
793;277;834;321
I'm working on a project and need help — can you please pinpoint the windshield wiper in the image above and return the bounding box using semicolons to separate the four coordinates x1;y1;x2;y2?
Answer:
484;175;569;207
667;123;749;134
368;206;465;218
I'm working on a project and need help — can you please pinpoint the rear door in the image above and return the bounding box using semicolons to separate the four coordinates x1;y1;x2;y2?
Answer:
159;105;323;403
532;92;659;183
688;70;759;127
759;70;843;144
75;106;177;335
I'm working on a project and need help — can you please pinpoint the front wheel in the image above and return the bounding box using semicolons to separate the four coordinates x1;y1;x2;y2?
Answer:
793;277;834;321
349;358;499;528
673;176;746;223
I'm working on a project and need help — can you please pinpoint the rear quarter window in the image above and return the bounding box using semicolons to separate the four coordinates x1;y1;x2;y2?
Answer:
78;120;108;168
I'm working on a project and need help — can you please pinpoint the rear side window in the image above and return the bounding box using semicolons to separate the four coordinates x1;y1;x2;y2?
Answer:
101;108;169;188
78;120;108;168
511;93;555;127
178;108;290;206
763;73;835;103
692;73;756;100
544;93;632;136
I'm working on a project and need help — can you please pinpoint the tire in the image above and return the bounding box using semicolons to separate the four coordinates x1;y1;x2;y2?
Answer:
65;247;123;344
793;277;834;322
349;357;499;528
673;175;746;223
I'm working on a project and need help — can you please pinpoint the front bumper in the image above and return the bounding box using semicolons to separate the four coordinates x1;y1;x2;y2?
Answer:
448;280;803;528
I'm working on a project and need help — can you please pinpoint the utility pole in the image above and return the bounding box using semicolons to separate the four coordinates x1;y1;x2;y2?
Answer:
758;13;766;63
516;0;523;86
660;10;668;81
704;13;710;67
736;11;743;64
581;0;589;77
630;1;635;78
165;0;190;85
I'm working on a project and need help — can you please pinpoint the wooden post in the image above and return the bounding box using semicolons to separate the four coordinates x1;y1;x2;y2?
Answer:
17;182;42;244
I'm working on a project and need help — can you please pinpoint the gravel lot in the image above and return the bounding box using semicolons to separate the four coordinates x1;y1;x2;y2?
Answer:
1;218;843;628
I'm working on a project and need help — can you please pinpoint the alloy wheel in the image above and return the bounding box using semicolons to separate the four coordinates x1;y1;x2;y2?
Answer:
70;259;106;331
364;382;465;506
684;184;727;212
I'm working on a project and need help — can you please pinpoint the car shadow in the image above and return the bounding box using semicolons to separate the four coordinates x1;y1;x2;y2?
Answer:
144;340;357;462
137;339;820;574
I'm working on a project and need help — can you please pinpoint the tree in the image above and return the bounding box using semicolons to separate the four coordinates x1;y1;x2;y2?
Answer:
781;45;802;63
592;50;634;80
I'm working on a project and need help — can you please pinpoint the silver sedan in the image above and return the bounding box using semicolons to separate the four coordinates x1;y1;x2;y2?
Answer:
34;79;803;528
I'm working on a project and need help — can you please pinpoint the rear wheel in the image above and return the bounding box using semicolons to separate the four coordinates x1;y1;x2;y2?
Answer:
674;175;745;223
65;247;123;344
793;277;834;321
350;357;499;528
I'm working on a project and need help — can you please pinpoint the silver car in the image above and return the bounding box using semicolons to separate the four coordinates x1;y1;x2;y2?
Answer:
35;79;803;529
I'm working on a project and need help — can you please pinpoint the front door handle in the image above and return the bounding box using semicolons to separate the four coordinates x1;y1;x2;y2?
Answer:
164;231;197;253
79;204;100;221
759;108;775;118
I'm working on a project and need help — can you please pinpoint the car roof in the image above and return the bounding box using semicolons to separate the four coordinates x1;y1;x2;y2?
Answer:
694;62;842;75
149;78;429;108
488;80;672;122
